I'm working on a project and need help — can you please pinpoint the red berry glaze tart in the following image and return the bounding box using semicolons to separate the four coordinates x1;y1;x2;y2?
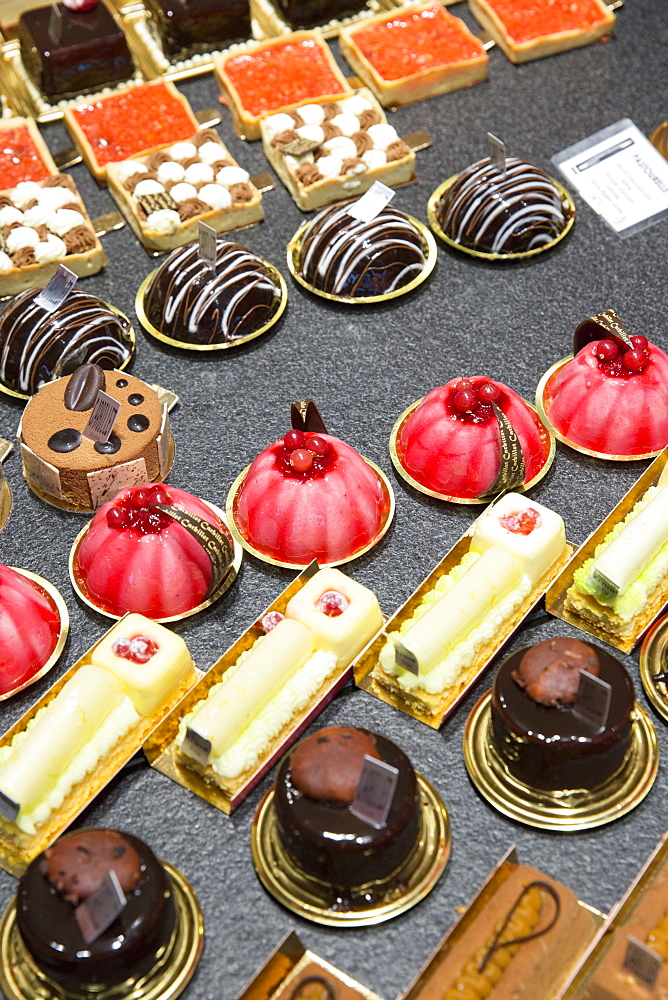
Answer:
0;565;63;696
393;376;552;501
540;333;668;458
73;482;234;619
231;429;392;566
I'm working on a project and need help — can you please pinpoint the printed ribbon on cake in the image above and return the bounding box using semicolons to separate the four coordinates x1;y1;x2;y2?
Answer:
151;505;235;600
573;308;632;354
476;403;526;500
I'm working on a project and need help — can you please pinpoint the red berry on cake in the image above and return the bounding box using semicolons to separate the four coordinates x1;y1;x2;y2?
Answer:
62;0;99;11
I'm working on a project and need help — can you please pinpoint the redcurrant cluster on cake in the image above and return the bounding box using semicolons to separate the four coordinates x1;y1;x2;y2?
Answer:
448;377;503;423
277;430;335;476
106;483;172;534
594;335;650;376
111;635;158;663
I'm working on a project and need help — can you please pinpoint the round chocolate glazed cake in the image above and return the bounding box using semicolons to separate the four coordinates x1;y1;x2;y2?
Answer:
491;638;634;791
274;726;420;889
298;203;426;298
0;287;134;396
16;829;176;991
142;239;282;346
436;156;569;255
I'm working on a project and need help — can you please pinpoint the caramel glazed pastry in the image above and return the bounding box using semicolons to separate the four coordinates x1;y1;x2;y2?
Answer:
107;130;262;250
439;864;597;999
15;829;177;992
19;364;173;510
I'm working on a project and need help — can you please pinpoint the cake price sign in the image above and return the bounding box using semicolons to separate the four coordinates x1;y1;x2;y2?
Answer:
34;264;77;314
350;755;399;829
623;936;662;989
74;870;127;945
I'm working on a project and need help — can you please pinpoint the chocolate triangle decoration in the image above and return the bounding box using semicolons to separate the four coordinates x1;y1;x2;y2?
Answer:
291;399;328;434
151;505;235;600
573;309;633;354
477;404;526;500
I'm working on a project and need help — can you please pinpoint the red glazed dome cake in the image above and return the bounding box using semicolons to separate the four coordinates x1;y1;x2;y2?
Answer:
394;376;551;500
74;482;235;618
0;564;62;696
232;426;392;566
541;325;668;458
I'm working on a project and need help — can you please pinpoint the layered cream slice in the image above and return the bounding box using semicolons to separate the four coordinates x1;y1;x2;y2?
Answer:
377;494;567;708
566;475;668;640
177;568;383;784
0;615;192;835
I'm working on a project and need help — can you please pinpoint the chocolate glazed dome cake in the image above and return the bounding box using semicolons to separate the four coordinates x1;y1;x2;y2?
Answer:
436;156;569;255
274;726;420;891
491;637;634;791
16;829;176;991
298;202;426;298
0;287;133;395
142;239;282;346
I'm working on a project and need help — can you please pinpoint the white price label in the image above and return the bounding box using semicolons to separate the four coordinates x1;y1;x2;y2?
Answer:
34;264;77;314
553;119;668;237
75;871;127;945
198;222;217;270
347;182;395;223
349;755;399;830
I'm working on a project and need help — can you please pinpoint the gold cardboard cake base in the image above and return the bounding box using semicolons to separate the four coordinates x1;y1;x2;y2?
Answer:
0;569;69;702
69;499;242;623
639;614;668;724
427;176;575;261
0;861;203;1000
135;263;287;351
226;459;395;568
251;774;450;926
389;394;556;503
286;215;437;305
536;358;665;461
463;691;658;831
0;477;11;531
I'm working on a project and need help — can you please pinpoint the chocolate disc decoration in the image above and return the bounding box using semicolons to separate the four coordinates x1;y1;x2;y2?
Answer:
151;504;235;599
290;398;329;434
281;138;323;157
573;308;633;354
137;192;178;216
479;880;561;972
476;403;526;500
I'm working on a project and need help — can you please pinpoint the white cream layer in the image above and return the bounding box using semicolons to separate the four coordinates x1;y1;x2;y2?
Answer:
178;644;338;780
0;698;139;834
381;552;532;695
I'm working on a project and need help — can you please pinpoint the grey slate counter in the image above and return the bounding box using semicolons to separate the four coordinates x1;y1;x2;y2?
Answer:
1;2;668;997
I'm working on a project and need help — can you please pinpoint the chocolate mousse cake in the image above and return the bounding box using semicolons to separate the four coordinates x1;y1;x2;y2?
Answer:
142;239;283;346
16;829;176;991
435;155;571;255
298;202;427;298
145;0;251;60
0;286;134;397
19;1;134;102
19;363;173;510
491;638;634;791
274;726;420;890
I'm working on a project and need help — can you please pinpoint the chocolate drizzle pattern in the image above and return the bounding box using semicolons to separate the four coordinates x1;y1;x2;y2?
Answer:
299;203;426;298
143;239;281;345
437;156;568;254
0;288;133;395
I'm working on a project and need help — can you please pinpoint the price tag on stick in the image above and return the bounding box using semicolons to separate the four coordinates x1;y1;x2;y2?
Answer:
573;669;612;731
34;264;77;314
622;937;662;989
198;221;217;271
349;755;399;829
83;391;121;444
75;870;127;945
347;182;395;223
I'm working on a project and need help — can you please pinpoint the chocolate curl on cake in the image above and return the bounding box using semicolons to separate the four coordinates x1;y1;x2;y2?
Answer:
342;158;367;175
288;110;304;127
64;226;97;254
573;309;633;354
229;182;253;203
12;247;36;267
386;140;411;162
193;129;220;147
271;129;300;148
0;194;13;209
512;637;600;706
44;174;76;191
123;172;147;194
145;150;171;171
35;224;50;240
23;199;39;211
296;163;322;185
359;108;382;129
211;158;234;172
321;122;341;142
178;198;210;221
353;131;373;156
320;102;340;120
291;398;328;435
479;881;561;973
62;201;84;214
